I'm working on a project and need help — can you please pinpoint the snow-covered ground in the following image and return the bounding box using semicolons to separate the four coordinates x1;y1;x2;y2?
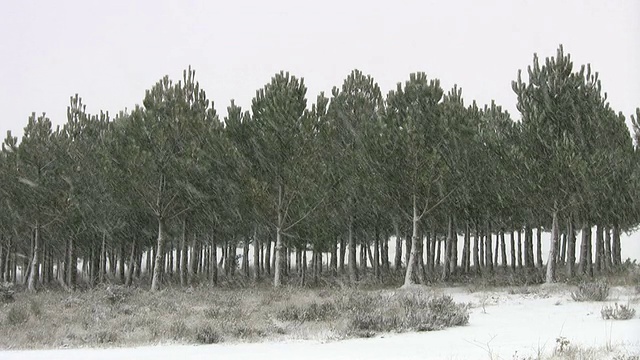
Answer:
3;286;639;360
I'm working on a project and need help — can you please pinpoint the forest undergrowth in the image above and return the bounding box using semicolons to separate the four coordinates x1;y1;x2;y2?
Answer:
1;263;638;350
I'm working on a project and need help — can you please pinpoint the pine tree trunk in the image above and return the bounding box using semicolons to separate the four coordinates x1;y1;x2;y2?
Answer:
546;209;559;283
450;219;457;277
500;230;507;268
0;235;4;283
578;223;592;276
348;216;358;283
339;234;346;274
150;217;166;292
429;228;437;273
179;218;187;286
595;225;604;273
27;222;39;292
117;242;124;283
242;237;250;277
68;236;77;290
253;226;260;281
473;222;480;273
99;232;106;284
330;236;338;276
603;227;612;271
517;229;523;269
374;227;380;279
125;241;135;287
510;231;516;271
612;224;621;267
405;196;421;286
211;233;218;285
264;236;271;275
485;221;493;273
463;222;471;273
382;232;389;273
566;219;576;278
394;220;402;271
536;227;543;268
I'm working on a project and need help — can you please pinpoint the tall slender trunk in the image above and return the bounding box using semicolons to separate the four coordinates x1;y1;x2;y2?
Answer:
485;221;493;273
462;222;470;273
404;195;421;285
68;236;77;290
211;232;218;285
253;225;260;281
448;217;456;277
603;227;612;271
500;230;507;268
330;236;338;276
595;225;604;273
264;236;271;275
242;237;250;277
150;217;165;292
339;234;346;274
473;222;480;273
180;218;187;286
274;183;284;287
612;224;621;267
517;229;523;268
125;241;136;287
0;235;4;283
99;231;106;283
394;220;402;271
536;227;543;268
546;208;559;284
510;231;516;271
373;227;380;279
566;219;576;278
27;222;39;292
348;215;358;283
578;223;590;276
382;232;389;273
429;227;436;272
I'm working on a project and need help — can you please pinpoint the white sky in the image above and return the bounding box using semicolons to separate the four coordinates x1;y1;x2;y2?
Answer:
0;0;639;140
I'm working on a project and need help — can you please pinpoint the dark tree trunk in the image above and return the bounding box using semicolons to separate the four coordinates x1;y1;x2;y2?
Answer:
517;229;523;268
125;241;136;287
265;237;271;275
150;217;166;292
603;227;612;271
330;236;338;276
485;221;493;273
566;219;576;278
211;233;218;285
536;227;543;268
473;222;480;273
339;234;346;274
68;236;76;290
374;227;380;279
612;225;621;267
462;223;470;273
510;231;516;272
348;218;358;283
394;220;402;271
429;228;437;273
595;225;604;273
253;226;260;281
500;230;507;268
382;232;389;273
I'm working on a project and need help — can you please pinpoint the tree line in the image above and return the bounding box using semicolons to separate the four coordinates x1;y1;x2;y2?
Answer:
1;45;639;292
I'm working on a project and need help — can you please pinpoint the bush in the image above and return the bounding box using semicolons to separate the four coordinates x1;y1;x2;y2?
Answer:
346;292;469;334
0;282;15;303
571;280;610;302
276;301;338;322
601;303;636;320
28;299;42;318
6;305;29;325
104;285;132;305
170;320;189;340
194;325;222;344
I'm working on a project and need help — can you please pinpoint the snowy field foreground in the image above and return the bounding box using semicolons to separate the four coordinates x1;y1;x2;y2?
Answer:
3;286;639;360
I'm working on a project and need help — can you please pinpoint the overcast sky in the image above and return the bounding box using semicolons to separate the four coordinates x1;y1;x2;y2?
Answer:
1;0;639;140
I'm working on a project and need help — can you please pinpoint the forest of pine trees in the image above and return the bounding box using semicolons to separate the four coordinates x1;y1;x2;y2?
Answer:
1;45;639;292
